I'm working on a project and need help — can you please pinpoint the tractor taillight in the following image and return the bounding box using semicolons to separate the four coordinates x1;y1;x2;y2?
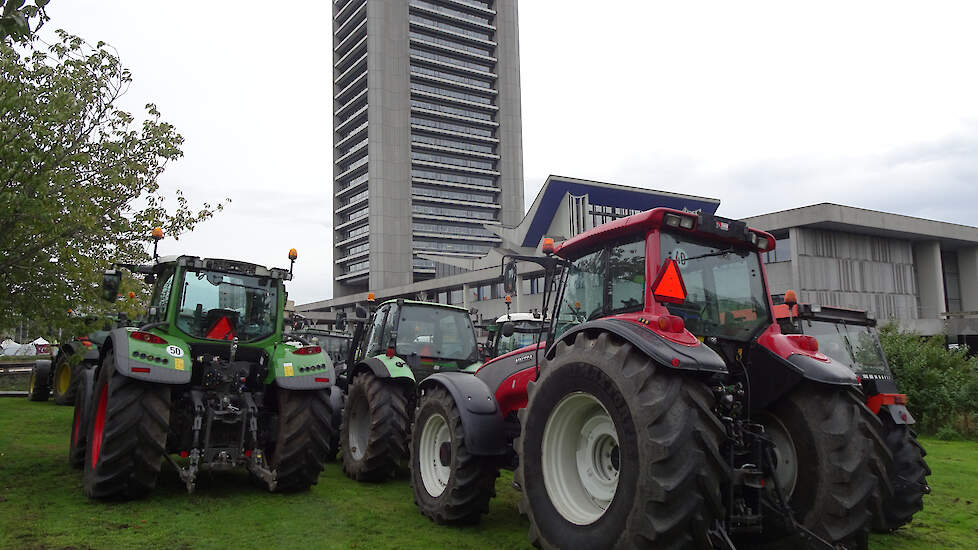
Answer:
386;347;395;358
315;377;330;383
293;346;322;355
657;315;685;333
130;331;167;345
787;334;819;353
895;394;908;405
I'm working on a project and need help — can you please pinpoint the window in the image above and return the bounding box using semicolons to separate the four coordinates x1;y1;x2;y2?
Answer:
762;235;791;263
176;269;278;343
363;305;390;358
148;267;175;322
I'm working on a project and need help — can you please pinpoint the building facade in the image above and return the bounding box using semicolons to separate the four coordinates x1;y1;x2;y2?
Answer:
332;0;524;298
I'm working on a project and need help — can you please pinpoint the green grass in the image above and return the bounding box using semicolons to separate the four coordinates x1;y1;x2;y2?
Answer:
0;398;975;550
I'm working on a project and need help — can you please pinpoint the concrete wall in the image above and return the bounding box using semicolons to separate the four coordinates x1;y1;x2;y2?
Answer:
913;240;945;320
794;228;918;321
494;0;525;225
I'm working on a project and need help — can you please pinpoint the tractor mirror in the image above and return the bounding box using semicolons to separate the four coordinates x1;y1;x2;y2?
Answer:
503;261;518;294
335;311;347;331
144;273;156;285
355;306;368;319
501;322;515;338
101;270;122;303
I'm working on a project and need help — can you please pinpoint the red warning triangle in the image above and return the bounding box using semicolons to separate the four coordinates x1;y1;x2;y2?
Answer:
652;258;687;304
206;316;235;340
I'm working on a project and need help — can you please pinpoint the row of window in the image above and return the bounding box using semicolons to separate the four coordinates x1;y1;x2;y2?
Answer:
411;64;493;89
346;207;369;223
412;168;496;187
413;204;495;220
337;155;368;176
412;150;495;170
761;236;791;264
344;224;370;240
410;0;493;27
411;99;494;122
344;242;370;256
410;14;493;42
341;189;369;207
338;172;368;194
412;222;497;238
346;260;370;273
413;240;491;254
410;81;493;105
409;46;494;73
410;30;493;58
413;185;496;203
411;114;494;137
412;132;495;154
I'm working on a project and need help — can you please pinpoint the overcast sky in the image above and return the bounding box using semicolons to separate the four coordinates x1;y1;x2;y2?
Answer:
42;1;978;304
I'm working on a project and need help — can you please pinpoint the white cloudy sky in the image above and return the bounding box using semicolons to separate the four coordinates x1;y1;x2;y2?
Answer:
41;1;978;304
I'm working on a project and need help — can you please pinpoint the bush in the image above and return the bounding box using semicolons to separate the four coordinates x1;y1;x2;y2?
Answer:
879;324;978;438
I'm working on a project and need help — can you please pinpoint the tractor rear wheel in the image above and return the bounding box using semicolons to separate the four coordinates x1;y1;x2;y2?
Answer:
69;368;96;468
870;414;931;531
325;387;344;461
27;362;51;401
83;350;171;499
411;385;498;524
755;384;877;547
516;331;727;550
52;354;76;405
341;371;410;481
264;388;336;492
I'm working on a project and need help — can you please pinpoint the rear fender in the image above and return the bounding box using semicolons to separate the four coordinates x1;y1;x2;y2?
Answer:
102;328;192;384
746;344;859;410
551;318;727;373
419;372;505;456
350;355;416;384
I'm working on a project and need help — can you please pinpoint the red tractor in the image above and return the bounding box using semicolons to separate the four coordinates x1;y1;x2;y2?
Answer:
409;208;887;549
773;298;930;531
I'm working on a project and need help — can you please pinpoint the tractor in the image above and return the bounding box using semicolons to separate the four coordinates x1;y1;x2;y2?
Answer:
484;311;545;359
69;233;337;498
410;208;887;549
338;299;482;482
774;297;930;531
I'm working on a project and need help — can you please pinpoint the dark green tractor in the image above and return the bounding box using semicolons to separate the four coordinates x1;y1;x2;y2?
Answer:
339;299;482;481
70;239;338;499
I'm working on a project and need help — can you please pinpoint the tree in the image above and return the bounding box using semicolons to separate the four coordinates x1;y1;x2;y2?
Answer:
0;0;49;42
0;30;227;338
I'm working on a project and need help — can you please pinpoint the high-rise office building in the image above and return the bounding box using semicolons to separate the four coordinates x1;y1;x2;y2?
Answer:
332;0;524;297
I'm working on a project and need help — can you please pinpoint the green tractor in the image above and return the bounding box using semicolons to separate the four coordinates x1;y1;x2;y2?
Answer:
70;236;337;498
339;299;482;481
28;316;127;405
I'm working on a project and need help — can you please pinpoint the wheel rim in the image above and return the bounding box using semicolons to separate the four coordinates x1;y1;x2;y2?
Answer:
761;413;798;498
542;391;620;525
419;412;452;497
91;383;108;469
348;390;370;461
56;362;71;396
28;372;35;394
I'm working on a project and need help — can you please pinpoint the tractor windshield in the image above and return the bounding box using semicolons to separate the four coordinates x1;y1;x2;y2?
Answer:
176;269;279;342
659;232;770;342
395;305;478;362
795;320;889;376
492;321;545;355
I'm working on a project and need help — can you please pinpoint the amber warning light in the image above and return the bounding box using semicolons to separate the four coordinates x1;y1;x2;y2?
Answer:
541;237;555;255
652;259;687;304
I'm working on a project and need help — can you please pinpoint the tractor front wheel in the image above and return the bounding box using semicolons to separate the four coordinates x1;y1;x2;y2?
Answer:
517;331;727;550
264;388;336;492
69;368;96;468
755;384;877;547
52;354;76;405
870;413;931;531
411;385;497;524
83;350;171;499
341;371;410;481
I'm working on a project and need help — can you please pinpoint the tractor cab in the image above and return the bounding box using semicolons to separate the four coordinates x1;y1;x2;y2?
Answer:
486;312;545;358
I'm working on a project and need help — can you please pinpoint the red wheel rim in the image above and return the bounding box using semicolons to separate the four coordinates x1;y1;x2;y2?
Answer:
91;383;108;469
72;404;81;445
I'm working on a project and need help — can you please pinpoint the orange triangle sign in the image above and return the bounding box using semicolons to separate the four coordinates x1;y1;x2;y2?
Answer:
652;259;687;304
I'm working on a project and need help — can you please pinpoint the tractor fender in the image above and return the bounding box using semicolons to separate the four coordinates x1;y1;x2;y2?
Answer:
32;359;53;386
101;328;193;385
419;372;506;456
881;403;916;425
746;345;859;410
59;342;100;364
350;356;416;384
551;318;728;373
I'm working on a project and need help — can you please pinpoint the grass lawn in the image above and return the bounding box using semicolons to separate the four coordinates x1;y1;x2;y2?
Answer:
0;398;975;550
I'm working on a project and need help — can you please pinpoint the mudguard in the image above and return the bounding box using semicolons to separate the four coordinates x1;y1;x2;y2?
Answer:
60;342;100;364
882;404;916;425
419;372;506;456
105;328;193;384
551;318;727;373
746;345;860;410
351;355;416;383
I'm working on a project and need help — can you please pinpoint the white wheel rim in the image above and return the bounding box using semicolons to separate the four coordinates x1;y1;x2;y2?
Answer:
762;414;798;498
542;392;620;525
348;392;370;461
419;412;452;497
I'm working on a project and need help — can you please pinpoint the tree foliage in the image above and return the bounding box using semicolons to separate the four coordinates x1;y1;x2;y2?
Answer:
1;30;227;338
879;324;978;438
0;0;49;42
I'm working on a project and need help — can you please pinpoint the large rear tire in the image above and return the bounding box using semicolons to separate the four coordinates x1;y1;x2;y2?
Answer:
516;331;727;550
265;388;336;492
341;371;410;481
27;363;51;401
870;414;931;531
83;350;171;500
52;354;76;405
755;384;876;547
411;385;498;524
69;368;96;468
